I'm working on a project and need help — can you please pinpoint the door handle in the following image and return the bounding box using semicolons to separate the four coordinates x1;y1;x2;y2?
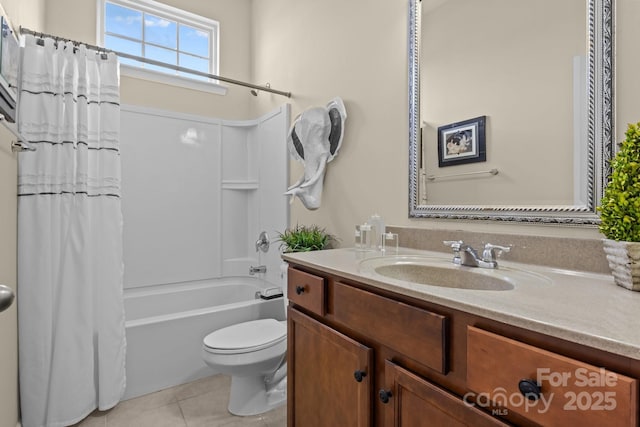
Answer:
0;284;15;312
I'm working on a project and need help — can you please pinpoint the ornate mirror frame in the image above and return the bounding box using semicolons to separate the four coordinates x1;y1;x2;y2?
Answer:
408;0;614;224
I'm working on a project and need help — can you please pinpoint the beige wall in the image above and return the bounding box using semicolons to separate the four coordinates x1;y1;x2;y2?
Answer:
0;1;45;426
0;134;19;427
251;0;640;245
0;131;19;427
251;0;409;244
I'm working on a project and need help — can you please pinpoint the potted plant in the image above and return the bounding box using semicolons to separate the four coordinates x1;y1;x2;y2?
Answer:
277;224;337;287
598;122;640;291
277;224;337;253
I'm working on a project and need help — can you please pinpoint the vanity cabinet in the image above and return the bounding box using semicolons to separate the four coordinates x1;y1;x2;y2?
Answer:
286;265;640;427
288;309;372;427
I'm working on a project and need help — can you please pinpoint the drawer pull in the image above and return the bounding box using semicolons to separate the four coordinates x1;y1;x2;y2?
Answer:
353;370;367;382
378;389;392;404
518;378;541;401
295;285;305;295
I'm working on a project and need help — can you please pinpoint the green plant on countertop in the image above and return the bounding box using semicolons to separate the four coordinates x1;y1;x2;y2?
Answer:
599;122;640;242
277;224;337;253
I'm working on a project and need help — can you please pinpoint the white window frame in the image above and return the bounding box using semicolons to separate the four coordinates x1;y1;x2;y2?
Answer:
97;0;226;95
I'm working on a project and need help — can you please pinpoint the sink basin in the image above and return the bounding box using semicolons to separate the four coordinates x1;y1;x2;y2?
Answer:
358;256;551;291
373;263;514;291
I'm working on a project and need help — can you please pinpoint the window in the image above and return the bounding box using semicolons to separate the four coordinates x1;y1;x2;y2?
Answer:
97;0;224;94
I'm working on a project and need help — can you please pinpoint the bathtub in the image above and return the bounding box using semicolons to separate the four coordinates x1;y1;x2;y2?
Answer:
123;278;286;400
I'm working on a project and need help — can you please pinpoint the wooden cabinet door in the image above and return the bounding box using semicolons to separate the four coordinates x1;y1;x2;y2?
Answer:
382;360;509;427
288;308;373;427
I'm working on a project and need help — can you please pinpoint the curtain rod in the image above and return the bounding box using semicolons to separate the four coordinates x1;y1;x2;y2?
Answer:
19;27;292;98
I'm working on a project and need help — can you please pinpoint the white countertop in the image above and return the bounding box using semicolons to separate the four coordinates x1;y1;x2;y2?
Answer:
283;247;640;361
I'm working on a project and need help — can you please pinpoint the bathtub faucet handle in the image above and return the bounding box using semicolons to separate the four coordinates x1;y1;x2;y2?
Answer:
256;231;270;253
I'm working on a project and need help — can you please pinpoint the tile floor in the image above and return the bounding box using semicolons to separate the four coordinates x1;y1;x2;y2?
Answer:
72;374;286;427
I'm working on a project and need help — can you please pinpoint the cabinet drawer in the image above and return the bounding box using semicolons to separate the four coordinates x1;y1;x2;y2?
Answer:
332;282;448;374
288;267;326;316
467;326;639;427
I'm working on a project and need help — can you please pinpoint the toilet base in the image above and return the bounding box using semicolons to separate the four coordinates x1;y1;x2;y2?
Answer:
228;375;287;416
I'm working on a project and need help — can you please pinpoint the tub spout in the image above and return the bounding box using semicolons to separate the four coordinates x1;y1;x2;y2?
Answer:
249;265;267;275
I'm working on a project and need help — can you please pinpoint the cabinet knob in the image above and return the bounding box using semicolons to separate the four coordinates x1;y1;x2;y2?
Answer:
518;379;541;401
353;370;367;382
379;389;392;404
295;285;305;295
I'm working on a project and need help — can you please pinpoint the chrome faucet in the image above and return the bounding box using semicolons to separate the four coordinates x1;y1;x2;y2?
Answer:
249;265;267;275
443;240;510;269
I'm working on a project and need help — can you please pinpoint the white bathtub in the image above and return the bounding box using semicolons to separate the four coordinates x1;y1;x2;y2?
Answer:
123;278;286;400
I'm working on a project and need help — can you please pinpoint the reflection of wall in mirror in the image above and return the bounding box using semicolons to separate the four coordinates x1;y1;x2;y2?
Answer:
420;0;586;206
617;0;640;146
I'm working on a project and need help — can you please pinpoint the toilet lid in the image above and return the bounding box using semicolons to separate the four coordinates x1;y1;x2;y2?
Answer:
203;318;286;352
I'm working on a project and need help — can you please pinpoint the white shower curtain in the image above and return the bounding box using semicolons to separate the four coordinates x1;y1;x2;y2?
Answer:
17;35;126;427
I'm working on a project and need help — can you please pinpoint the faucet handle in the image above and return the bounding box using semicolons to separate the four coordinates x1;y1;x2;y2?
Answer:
443;241;464;263
482;243;511;261
255;231;270;253
443;240;464;251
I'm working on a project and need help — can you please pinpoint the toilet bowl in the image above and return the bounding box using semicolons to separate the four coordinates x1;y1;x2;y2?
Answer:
202;317;287;416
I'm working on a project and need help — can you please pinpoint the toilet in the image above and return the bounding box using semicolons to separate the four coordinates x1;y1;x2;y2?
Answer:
201;291;288;416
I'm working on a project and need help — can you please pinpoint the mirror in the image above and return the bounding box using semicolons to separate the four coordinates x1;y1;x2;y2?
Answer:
408;0;614;224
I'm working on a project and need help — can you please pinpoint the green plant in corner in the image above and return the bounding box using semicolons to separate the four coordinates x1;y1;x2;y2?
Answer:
599;122;640;242
277;224;337;253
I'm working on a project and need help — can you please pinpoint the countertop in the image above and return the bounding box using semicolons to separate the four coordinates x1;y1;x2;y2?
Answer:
282;247;640;361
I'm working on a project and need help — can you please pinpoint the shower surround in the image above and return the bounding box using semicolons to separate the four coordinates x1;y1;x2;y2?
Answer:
119;104;290;399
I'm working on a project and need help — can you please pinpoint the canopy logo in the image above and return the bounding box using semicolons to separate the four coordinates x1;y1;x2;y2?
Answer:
463;367;619;415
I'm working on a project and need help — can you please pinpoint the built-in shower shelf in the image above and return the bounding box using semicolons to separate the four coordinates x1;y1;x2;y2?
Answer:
222;180;259;190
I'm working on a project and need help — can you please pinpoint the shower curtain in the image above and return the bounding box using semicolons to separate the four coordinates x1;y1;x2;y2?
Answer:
17;35;126;427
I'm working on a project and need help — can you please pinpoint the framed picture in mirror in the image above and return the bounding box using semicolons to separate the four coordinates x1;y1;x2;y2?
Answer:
437;115;486;167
